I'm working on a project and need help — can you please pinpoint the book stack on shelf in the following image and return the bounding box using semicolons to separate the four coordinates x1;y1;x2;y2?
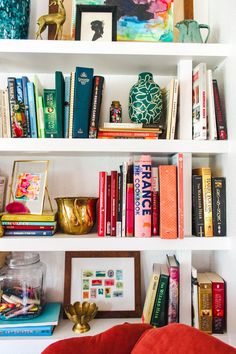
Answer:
0;302;61;337
142;255;179;327
98;122;162;140
192;168;226;237
192;268;225;334
1;212;57;237
98;153;184;238
192;63;227;141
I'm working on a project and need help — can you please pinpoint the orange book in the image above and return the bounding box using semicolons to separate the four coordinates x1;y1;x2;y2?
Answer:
159;165;177;239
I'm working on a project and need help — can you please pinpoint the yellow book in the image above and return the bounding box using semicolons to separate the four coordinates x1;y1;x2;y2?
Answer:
141;263;161;324
192;167;213;237
1;211;56;222
197;272;212;334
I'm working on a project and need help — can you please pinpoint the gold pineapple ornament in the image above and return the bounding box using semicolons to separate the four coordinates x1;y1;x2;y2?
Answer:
36;0;66;40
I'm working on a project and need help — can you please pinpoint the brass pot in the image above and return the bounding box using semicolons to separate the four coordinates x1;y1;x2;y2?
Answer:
55;197;97;235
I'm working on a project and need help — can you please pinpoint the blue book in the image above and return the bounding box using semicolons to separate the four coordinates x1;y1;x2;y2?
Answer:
27;82;38;138
16;78;28;137
21;76;31;137
0;302;61;328
0;325;54;336
64;75;71;138
72;67;94;138
4;230;55;236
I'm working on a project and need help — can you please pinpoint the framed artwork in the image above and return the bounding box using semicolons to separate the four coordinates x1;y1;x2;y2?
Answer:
48;0;194;42
64;251;141;318
10;160;49;214
75;5;117;41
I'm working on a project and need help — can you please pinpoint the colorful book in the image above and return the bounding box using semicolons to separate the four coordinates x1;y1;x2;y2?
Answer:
121;161;128;237
0;325;54;336
89;75;105;139
197;272;212;334
151;167;159;237
106;175;111;236
2;221;57;226
166;255;179;324
55;70;65;138
72;67;94;138
159;165;177;239
7;77;17;137
1;212;56;222
142;263;161;324
21;76;31;137
151;264;169;327
126;162;134;237
192;175;204;237
134;155;152;237
212;177;226;236
212;79;227;140
4;225;56;230
192;167;213;237
206;69;217;140
192;63;207;140
191;266;199;329
117;172;122;237
4;230;55;236
16;78;28;137
27;82;38;138
98;171;107;237
110;170;118;237
205;272;225;334
64;75;71;138
43;89;57;138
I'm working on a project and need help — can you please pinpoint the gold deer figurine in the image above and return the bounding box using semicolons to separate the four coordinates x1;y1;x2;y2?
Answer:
36;0;66;40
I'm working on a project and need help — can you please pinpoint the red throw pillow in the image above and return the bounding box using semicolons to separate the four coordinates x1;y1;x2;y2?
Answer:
42;323;152;354
131;323;236;354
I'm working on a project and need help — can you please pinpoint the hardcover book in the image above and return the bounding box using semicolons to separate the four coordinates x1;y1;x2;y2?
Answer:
212;177;226;236
151;166;159;236
166;254;179;323
64;75;71;138
21;76;31;137
192;175;205;237
106;175;111;236
89;75;105;139
110;170;118;237
206;70;218;140
121;161;128;237
162;78;179;139
4;230;55;236
191;266;199;329
16;77;28;137
7;77;17;138
126;162;134;237
0;325;54;336
1;89;11;138
212;79;227;140
0;176;6;212
117;172;122;237
55;70;65;138
1;211;56;222
68;71;75;139
33;75;45;138
197;272;212;334
98;171;107;237
151;264;169;327
27;82;38;138
43;89;57;138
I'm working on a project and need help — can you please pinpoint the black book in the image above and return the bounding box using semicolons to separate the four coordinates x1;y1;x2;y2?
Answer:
212;177;226;236
89;76;105;138
212;79;227;140
192;175;204;237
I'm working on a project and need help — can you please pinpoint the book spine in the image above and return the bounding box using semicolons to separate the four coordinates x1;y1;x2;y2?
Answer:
106;175;111;236
192;175;205;237
167;265;179;323
198;279;212;333
212;177;226;236
171;153;184;238
21;76;31;137
43;89;58;138
0;90;3;137
98;171;107;237
72;67;94;138
68;72;75;139
2;221;56;226
89;76;104;139
151;274;169;327
0;176;6;212
206;70;217;140
55;71;64;138
126;163;134;237
104;122;143;129
116;172;122;237
159;165;177;239
64;76;71;138
191;267;199;329
33;75;45;138
121;162;128;237
16;78;28;137
0;325;53;336
151;167;159;236
2;215;55;222
110;170;118;236
4;230;55;236
169;78;179;140
7;77;17;137
141;267;160;324
97;131;159;138
4;225;55;230
134;155;152;237
212;281;225;334
212;79;227;140
27;82;38;138
2;90;11;138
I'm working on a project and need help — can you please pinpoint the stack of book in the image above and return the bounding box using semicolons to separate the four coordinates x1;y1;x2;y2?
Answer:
192;268;225;334
0;302;61;336
1;211;57;237
142;255;179;327
98;153;184;238
98;122;162;140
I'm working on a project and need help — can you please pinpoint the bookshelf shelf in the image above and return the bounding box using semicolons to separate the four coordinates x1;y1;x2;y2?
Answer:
0;234;231;252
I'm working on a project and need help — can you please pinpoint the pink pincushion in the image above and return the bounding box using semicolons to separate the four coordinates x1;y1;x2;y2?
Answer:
5;201;30;214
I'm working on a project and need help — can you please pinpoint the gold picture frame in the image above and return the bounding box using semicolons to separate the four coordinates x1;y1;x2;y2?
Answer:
9;160;50;215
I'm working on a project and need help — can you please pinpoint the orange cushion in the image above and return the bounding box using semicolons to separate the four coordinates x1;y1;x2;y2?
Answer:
131;323;236;354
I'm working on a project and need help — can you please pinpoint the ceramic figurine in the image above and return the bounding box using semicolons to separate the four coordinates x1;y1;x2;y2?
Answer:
110;101;122;123
176;20;210;43
36;0;66;40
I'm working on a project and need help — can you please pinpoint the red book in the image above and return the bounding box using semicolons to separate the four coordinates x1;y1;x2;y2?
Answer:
212;79;227;140
4;225;55;230
110;171;118;236
106;175;111;236
126;163;134;237
151;167;159;236
98;171;107;237
98;131;159;139
159;165;177;239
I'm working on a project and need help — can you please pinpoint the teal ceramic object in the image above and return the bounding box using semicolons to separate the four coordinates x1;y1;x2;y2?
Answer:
0;0;31;39
129;72;163;125
176;20;210;43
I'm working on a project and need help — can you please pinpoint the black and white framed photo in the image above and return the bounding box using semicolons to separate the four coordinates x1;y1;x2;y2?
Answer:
75;5;117;42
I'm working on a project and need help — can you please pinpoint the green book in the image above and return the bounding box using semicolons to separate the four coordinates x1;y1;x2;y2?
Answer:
55;71;64;138
151;264;169;327
43;89;58;138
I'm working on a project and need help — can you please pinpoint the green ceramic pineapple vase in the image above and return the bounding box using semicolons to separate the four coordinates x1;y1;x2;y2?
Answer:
129;72;163;125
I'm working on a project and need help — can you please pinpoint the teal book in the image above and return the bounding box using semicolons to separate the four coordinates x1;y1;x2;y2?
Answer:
0;302;61;328
72;67;94;138
0;325;54;336
151;264;169;327
64;75;71;138
55;71;64;138
43;89;58;138
27;82;38;138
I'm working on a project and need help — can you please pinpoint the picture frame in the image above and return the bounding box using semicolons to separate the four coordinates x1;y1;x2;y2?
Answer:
9;160;49;215
64;251;141;318
75;5;117;41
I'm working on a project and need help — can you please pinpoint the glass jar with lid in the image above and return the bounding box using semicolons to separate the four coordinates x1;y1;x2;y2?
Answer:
0;252;46;321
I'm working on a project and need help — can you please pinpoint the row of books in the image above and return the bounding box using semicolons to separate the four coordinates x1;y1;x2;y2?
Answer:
98;154;184;238
192;168;226;237
0;68;104;139
0;302;61;337
142;255;179;327
192;63;227;140
192;268;225;334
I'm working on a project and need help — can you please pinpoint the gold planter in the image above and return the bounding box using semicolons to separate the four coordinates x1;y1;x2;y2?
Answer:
55;197;97;235
65;301;98;333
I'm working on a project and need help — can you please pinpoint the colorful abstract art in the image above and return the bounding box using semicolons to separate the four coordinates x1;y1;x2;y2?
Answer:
15;173;41;201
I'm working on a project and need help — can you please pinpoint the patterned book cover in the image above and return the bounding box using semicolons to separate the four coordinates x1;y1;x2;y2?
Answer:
197;272;212;334
212;177;226;236
159;165;177;239
134;155;152;237
98;171;107;237
166;254;179;323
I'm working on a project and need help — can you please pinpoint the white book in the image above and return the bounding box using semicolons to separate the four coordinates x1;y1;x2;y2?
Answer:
0;176;6;212
162;78;178;139
121;161;128;237
192;63;207;140
0;90;3;138
191;266;199;329
1;90;11;138
103;122;143;129
207;69;218;140
170;78;179;139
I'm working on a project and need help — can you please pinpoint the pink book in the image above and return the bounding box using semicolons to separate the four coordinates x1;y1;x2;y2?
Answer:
98;171;107;237
151;166;159;236
134;155;152;237
110;170;118;236
106;175;111;235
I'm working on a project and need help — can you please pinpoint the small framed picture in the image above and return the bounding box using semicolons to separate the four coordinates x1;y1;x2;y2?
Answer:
75;5;117;42
64;251;141;318
10;160;49;214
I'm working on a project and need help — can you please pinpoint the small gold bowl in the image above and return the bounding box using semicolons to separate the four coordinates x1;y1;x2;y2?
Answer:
64;301;98;333
55;197;97;235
